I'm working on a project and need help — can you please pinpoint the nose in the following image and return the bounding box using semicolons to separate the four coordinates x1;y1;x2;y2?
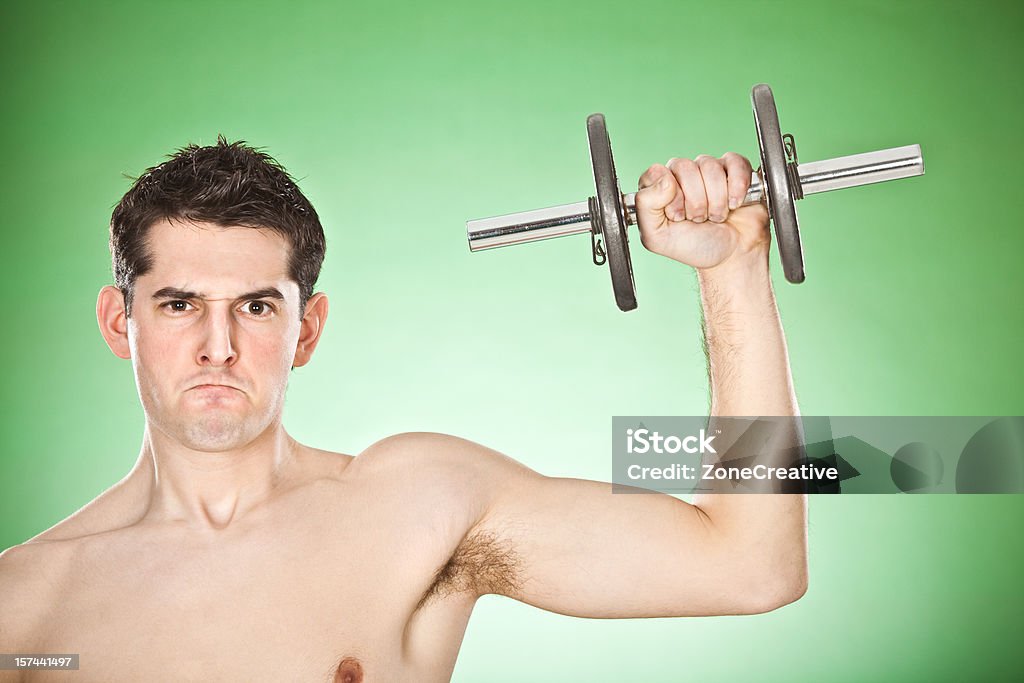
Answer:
196;306;238;367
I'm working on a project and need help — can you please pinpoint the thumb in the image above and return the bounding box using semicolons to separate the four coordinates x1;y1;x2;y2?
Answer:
635;165;678;247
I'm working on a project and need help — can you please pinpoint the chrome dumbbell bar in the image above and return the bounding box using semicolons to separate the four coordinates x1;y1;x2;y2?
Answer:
467;144;924;252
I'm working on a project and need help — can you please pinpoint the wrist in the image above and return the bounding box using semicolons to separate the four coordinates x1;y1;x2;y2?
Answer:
696;245;773;291
695;245;780;333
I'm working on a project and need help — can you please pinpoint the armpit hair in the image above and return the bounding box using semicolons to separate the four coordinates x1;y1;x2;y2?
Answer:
418;529;522;608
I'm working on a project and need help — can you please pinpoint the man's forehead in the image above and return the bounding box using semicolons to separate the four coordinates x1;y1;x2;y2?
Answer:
140;218;296;298
146;217;289;251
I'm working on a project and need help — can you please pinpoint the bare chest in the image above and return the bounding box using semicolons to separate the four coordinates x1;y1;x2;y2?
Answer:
33;543;390;681
26;502;459;682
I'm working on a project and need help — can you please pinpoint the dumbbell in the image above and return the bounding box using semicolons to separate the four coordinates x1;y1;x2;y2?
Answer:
466;84;925;312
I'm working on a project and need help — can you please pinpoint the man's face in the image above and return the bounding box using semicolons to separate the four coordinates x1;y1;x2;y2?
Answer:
125;219;303;452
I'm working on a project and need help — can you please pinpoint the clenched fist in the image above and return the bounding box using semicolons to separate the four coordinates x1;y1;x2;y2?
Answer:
635;153;771;271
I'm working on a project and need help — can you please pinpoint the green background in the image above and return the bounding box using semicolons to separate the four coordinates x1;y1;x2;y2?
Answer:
1;0;1022;680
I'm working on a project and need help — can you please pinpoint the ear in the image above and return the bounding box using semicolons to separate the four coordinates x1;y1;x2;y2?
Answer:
292;292;329;368
97;286;131;359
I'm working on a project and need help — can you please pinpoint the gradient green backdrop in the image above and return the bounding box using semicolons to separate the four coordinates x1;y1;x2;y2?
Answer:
1;1;1021;680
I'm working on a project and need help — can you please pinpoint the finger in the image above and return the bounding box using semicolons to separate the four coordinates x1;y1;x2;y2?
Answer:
639;163;684;221
667;157;707;223
695;155;728;223
635;164;679;235
720;152;754;210
638;163;670;190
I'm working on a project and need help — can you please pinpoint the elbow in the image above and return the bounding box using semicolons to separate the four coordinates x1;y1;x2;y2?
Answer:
739;526;809;614
743;566;808;615
774;567;809;610
727;550;807;615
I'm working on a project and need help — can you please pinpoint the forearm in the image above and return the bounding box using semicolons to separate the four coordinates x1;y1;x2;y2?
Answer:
698;248;797;417
692;246;808;603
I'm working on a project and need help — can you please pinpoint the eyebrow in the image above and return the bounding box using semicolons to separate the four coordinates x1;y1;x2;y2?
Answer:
151;286;286;302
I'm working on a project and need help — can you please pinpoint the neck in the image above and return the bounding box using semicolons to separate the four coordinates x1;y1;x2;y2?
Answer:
128;421;298;531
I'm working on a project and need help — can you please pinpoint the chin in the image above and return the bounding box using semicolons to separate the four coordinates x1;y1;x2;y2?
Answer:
180;415;264;452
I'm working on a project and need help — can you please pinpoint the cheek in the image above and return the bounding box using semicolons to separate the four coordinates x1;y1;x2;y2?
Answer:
129;327;183;378
248;336;294;370
127;335;179;413
241;323;302;372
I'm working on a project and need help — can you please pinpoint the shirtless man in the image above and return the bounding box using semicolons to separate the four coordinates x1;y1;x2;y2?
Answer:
0;138;807;682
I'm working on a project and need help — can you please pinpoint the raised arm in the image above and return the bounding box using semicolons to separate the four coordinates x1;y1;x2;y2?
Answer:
674;155;807;601
394;152;807;619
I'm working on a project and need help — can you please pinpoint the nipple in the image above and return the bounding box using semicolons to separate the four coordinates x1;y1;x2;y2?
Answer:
333;657;364;683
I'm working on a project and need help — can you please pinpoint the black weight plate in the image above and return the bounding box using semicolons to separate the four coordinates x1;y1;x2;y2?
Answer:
751;84;805;283
586;113;637;311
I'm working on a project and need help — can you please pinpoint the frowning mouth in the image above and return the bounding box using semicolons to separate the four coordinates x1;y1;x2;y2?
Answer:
188;384;243;393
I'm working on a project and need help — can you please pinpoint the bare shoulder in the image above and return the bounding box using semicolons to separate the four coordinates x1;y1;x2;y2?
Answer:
0;541;58;588
347;431;539;515
350;432;535;601
0;541;72;647
352;431;534;485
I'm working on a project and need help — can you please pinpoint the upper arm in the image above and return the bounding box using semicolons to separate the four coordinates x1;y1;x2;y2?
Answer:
359;432;804;619
469;468;796;618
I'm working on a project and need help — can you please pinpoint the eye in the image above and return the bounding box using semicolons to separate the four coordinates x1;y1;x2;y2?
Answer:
244;300;275;317
162;300;193;313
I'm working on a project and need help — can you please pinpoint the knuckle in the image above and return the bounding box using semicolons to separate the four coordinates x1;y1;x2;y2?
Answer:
669;157;696;174
645;163;668;177
639;165;669;190
722;151;752;169
701;164;725;180
678;158;698;172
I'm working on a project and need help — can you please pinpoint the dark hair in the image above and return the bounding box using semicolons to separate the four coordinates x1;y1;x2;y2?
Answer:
109;135;326;317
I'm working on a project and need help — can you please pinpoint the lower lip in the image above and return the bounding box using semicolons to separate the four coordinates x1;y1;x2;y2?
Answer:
190;385;241;397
